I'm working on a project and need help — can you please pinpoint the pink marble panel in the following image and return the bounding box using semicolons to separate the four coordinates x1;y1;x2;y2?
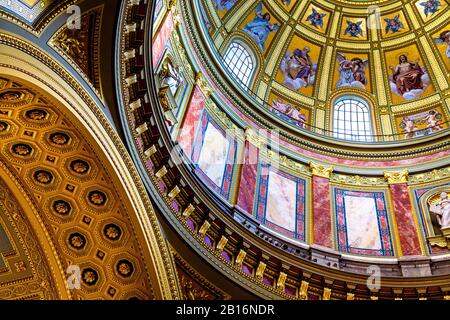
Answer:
390;183;421;256
177;86;205;156
236;141;259;215
312;175;332;248
152;11;174;67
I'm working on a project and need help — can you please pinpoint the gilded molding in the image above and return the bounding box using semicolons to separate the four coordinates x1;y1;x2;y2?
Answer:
310;162;334;179
384;170;409;184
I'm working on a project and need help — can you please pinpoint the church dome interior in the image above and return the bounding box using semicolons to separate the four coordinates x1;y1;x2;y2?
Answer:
0;0;450;301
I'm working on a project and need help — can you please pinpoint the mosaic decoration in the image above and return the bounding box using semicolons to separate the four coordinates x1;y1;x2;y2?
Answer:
306;8;326;29
344;20;364;38
279;47;317;91
419;0;442;17
432;25;450;71
301;4;330;32
386;47;433;102
397;108;447;139
335;52;369;90
255;163;306;240
241;3;280;52
191;110;237;199
269;95;308;128
214;0;239;15
334;189;393;256
384;15;405;34
415;0;448;21
277;0;297;12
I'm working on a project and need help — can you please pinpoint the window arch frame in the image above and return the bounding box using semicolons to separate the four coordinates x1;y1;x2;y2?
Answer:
221;38;258;89
331;95;375;142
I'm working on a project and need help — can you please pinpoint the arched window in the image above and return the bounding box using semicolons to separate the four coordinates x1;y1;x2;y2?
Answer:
333;96;373;142
223;41;255;88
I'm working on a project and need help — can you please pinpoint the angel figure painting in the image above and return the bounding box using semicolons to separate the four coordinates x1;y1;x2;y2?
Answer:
336;53;369;89
271;98;307;128
433;30;450;59
243;3;280;51
399;109;443;138
280;47;317;91
214;0;239;12
344;21;363;38
306;9;326;29
389;55;430;100
384;15;404;34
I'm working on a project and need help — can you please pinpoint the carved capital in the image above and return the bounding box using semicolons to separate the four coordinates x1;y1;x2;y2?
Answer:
195;72;212;97
310;162;333;179
384;170;408;184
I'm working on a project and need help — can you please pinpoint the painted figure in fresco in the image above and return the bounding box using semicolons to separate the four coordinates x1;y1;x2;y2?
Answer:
433;30;450;59
272;98;307;128
425;110;443;131
336;53;369;89
306;8;326;29
384;15;404;34
214;0;238;12
344;21;363;37
280;47;316;90
389;55;430;100
430;192;450;229
419;0;442;17
400;116;418;138
243;3;280;51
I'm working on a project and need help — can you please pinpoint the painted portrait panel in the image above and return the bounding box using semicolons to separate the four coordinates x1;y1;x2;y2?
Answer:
239;3;280;53
275;34;321;96
385;45;434;103
333;52;371;92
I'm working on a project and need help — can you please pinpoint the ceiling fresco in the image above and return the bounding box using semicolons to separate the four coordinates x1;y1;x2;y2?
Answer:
200;0;450;141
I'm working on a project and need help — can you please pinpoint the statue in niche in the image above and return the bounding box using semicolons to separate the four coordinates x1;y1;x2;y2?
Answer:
280;47;316;90
389;55;430;100
429;192;450;233
336;53;368;89
433;30;450;59
159;58;183;95
242;3;280;51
